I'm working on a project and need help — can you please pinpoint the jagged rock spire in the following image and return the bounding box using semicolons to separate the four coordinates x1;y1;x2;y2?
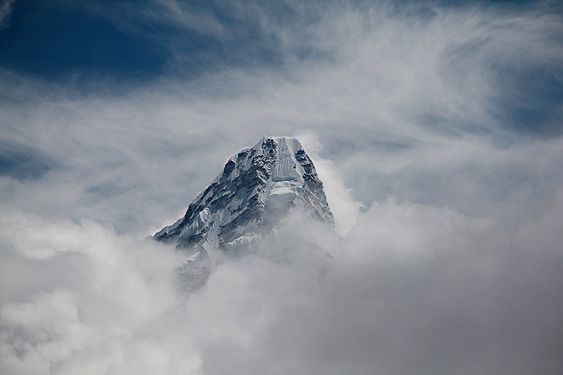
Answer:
154;136;333;254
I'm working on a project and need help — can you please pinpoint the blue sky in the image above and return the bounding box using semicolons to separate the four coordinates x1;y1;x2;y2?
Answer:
1;0;562;132
0;0;165;80
0;0;306;82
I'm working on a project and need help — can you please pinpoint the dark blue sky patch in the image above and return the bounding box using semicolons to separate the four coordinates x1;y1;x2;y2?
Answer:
491;64;563;137
0;140;55;180
0;0;308;85
0;0;169;82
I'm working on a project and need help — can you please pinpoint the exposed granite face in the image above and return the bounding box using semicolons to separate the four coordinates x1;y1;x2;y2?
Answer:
154;136;334;255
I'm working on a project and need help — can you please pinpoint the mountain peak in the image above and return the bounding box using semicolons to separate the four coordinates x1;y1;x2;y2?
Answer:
154;136;333;255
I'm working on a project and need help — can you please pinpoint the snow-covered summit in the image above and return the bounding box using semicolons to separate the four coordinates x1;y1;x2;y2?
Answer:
154;136;334;256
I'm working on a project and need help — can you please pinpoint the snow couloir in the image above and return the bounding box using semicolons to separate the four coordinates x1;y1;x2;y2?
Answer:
154;136;334;260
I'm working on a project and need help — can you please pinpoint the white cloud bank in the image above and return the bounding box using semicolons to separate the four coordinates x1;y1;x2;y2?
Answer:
1;196;563;375
1;1;563;374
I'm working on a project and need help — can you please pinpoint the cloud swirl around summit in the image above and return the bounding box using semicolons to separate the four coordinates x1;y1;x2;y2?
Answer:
0;1;563;374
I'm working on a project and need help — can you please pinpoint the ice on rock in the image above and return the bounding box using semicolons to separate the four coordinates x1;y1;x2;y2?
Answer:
154;136;334;262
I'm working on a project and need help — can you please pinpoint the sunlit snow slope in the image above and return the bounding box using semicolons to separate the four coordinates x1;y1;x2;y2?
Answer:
154;136;334;257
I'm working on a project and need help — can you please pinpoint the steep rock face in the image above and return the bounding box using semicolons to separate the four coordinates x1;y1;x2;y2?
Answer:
154;136;333;257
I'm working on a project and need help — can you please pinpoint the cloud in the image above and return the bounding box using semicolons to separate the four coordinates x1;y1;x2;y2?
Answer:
0;0;16;29
0;215;189;374
2;197;563;374
1;1;563;374
77;0;226;39
298;132;363;235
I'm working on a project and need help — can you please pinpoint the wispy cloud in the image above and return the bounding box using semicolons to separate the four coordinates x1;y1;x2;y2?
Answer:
0;0;16;28
1;1;563;374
